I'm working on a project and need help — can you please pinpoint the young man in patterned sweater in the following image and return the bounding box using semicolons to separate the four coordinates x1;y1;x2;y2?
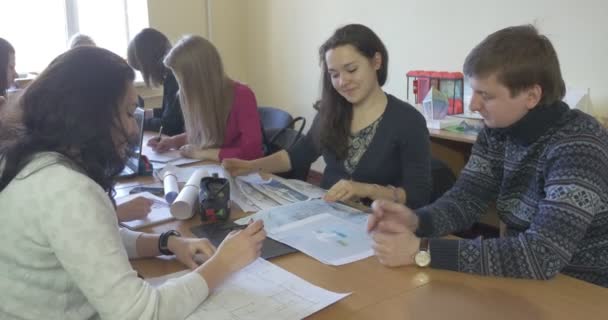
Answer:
368;25;608;287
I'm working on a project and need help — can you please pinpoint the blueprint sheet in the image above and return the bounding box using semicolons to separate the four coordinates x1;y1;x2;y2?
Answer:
147;258;349;320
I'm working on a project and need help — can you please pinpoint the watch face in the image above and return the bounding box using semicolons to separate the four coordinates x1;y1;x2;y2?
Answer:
415;251;431;267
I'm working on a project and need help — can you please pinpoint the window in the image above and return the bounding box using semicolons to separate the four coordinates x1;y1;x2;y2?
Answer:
0;0;148;74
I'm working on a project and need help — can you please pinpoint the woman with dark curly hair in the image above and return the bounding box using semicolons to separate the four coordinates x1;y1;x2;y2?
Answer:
0;37;17;98
0;46;265;319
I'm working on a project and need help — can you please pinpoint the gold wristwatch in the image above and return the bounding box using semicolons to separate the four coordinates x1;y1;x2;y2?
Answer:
414;238;431;267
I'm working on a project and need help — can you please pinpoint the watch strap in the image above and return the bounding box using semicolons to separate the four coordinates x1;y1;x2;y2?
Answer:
419;238;430;252
159;230;181;255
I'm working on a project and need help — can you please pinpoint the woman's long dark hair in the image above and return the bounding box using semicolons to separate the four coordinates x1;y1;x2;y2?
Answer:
318;24;388;159
127;28;171;87
0;46;135;199
0;38;15;96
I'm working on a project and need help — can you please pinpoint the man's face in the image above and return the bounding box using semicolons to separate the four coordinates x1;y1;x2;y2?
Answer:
469;73;541;128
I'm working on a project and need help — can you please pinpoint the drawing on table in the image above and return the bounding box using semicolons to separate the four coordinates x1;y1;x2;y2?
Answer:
249;179;309;205
270;213;374;265
314;228;348;247
283;178;327;199
235;199;368;232
147;258;349;320
235;179;279;210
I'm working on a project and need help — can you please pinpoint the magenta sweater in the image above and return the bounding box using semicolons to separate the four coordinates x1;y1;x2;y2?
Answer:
218;82;263;161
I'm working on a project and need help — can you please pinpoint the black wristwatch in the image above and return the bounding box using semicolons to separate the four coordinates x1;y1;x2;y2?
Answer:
159;230;181;255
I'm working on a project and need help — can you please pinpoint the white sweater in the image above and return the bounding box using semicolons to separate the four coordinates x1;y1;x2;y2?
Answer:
0;153;209;319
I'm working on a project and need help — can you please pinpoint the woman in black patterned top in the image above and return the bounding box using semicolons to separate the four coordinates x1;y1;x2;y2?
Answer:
223;24;431;209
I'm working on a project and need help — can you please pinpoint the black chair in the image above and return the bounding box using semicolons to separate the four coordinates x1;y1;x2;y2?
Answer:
257;106;308;180
258;106;306;155
430;157;456;202
258;106;293;130
263;125;309;181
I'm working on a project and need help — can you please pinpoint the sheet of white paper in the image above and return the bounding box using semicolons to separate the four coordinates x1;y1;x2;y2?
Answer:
271;213;374;266
248;178;309;205
238;172;271;185
234;199;368;231
234;178;279;211
142;145;201;167
283;179;327;199
146;258;349;320
142;144;182;163
116;192;174;230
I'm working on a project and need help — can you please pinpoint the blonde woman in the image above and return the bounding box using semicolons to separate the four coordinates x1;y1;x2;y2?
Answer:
148;35;263;161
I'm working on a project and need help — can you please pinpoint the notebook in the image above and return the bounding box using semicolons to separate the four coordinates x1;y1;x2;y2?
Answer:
117;107;145;178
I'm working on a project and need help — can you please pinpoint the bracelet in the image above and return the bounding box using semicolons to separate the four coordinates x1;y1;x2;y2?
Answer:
158;230;181;255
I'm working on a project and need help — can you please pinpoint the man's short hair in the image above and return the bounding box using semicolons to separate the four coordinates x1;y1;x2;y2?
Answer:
463;25;566;105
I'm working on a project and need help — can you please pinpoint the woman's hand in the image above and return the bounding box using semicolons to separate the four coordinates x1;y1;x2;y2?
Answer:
195;220;266;290
323;179;371;202
147;136;175;153
222;158;256;176
179;145;219;161
116;197;153;222
211;220;266;274
168;237;217;269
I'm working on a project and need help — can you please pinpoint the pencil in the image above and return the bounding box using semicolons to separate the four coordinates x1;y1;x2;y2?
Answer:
156;125;163;142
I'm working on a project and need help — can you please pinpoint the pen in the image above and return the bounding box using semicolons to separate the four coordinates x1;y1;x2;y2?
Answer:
155;125;163;142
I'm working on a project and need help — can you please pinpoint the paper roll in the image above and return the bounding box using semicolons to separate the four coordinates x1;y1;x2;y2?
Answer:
170;169;208;220
162;171;179;204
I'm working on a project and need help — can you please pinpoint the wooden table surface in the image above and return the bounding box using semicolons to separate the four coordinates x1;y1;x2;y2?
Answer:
119;160;608;320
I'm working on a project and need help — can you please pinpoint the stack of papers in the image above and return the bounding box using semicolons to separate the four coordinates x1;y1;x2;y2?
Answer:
271;213;374;265
147;258;349;319
235;199;373;266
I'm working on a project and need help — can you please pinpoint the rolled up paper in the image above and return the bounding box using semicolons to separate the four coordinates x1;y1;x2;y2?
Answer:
162;170;179;204
170;169;208;220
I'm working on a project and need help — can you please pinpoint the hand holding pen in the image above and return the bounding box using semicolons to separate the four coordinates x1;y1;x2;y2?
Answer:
146;126;172;153
155;125;163;142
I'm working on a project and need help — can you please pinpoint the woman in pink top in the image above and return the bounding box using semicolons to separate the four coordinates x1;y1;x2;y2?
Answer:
147;35;263;161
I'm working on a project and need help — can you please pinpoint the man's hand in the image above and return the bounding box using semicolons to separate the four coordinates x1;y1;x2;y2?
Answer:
367;199;419;233
372;230;420;267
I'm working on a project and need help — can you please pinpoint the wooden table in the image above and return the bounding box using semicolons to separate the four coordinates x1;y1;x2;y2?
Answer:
118;174;608;320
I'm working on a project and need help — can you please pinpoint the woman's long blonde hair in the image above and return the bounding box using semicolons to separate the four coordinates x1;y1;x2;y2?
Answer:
164;35;234;148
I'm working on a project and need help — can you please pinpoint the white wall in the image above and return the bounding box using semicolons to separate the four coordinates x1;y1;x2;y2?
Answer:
238;0;608;124
143;0;247;107
147;0;208;43
144;0;608;142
